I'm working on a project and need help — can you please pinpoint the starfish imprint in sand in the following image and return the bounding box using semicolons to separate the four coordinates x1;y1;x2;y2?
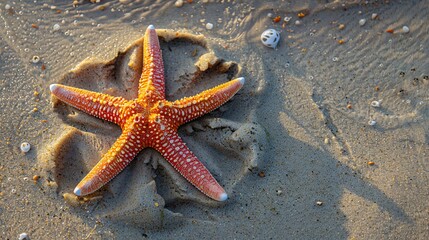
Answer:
50;25;245;201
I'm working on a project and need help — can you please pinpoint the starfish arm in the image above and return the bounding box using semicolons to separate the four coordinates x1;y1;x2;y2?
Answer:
74;121;146;196
168;77;245;126
153;129;227;201
138;25;165;102
50;84;128;125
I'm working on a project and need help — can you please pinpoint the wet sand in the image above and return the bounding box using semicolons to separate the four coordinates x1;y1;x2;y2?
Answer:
0;0;428;239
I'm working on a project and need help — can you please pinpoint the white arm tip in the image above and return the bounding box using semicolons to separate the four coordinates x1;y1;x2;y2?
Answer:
219;192;228;201
49;84;58;92
237;77;245;85
73;187;82;196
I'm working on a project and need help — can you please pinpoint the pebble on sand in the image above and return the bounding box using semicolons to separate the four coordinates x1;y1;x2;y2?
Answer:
346;103;352;109
32;175;40;181
297;12;306;18
20;142;31;153
324;137;330;144
205;22;213;30
53;23;60;31
175;0;183;7
368;120;376;126
5;4;11;10
371;100;381;108
402;26;410;33
31;55;40;63
359;19;366;26
273;16;281;23
18;233;29;240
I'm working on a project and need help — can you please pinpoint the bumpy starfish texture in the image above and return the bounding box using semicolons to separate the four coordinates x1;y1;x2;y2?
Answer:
50;25;244;201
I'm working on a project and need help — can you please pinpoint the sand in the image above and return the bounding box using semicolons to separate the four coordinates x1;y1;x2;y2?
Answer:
0;0;428;239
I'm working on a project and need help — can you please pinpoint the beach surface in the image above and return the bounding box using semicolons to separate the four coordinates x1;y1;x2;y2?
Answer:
0;0;428;239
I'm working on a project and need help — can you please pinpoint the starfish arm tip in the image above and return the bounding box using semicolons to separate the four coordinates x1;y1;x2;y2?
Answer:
148;24;155;30
237;77;245;85
49;84;58;92
73;187;82;196
218;192;228;201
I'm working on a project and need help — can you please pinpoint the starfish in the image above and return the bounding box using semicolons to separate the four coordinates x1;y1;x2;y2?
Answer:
50;25;245;201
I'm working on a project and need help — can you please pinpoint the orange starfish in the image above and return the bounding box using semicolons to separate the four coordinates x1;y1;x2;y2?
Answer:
50;25;244;201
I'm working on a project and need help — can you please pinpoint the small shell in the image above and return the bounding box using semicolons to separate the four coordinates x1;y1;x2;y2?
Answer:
371;100;380;108
368;120;376;126
402;26;410;33
20;142;31;153
359;19;366;26
32;55;40;63
261;29;280;49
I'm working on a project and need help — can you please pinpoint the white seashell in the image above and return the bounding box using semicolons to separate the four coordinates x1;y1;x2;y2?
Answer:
18;233;29;240
20;142;31;153
402;26;410;33
261;29;280;49
371;100;380;108
175;0;183;7
32;56;40;63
